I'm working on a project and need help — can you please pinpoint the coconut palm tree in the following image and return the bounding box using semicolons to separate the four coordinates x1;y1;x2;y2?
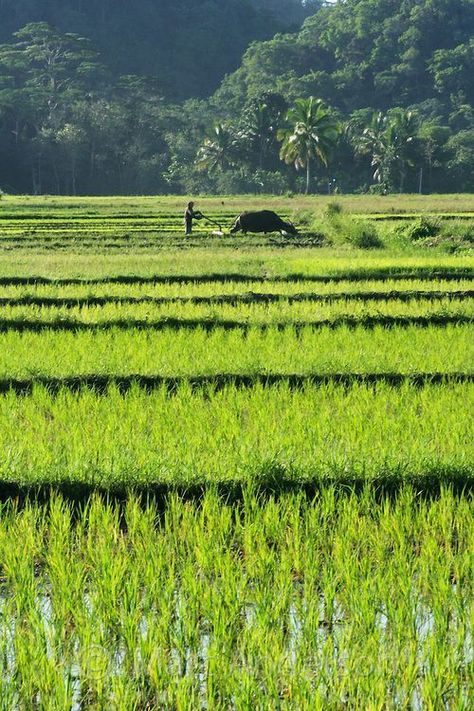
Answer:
237;93;287;170
196;123;238;174
277;97;340;193
352;109;418;192
352;111;392;188
387;109;419;192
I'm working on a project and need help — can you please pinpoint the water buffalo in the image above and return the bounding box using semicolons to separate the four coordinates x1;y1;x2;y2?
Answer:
230;210;297;235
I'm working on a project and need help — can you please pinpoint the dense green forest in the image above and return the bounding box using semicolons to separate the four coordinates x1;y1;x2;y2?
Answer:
0;0;319;98
0;0;473;195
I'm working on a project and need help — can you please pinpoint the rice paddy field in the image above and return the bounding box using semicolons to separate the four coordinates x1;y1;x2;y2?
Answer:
0;195;473;709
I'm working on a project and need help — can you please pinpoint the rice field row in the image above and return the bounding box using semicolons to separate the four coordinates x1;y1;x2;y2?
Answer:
0;489;471;708
1;292;473;310
2;374;472;403
0;324;470;380
0;316;471;336
3;209;471;222
0;276;471;309
0;247;472;280
0;236;314;254
0;221;228;237
0;382;471;487
1;267;473;287
0;293;470;325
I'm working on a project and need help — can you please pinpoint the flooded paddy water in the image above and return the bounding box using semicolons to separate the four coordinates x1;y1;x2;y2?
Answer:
0;490;471;708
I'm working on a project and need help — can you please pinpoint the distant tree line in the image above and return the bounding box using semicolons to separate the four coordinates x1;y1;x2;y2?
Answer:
0;0;473;195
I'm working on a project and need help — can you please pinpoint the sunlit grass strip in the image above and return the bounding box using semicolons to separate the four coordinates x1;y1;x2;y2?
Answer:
0;382;471;486
0;293;471;321
0;251;471;282
3;192;474;212
0;289;472;309
0;277;470;300
366;212;474;220
0;489;471;707
0;313;470;333
0;265;472;286
0;324;470;378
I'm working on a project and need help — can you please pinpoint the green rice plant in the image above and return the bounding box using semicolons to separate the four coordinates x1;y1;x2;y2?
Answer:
0;382;471;487
0;246;472;282
0;276;471;302
312;211;383;249
0;322;471;384
0;291;470;333
0;489;471;707
343;218;383;248
324;201;344;217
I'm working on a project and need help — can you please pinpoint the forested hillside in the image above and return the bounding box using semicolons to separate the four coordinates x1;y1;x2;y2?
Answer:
0;0;317;98
0;0;473;195
217;0;474;111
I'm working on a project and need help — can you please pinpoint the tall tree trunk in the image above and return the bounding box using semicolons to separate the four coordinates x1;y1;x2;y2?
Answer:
53;160;60;194
399;163;405;193
305;158;310;194
89;139;96;180
37;155;42;194
72;157;77;196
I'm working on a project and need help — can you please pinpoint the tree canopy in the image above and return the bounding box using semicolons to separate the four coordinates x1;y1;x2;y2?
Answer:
0;0;319;99
218;0;474;111
278;97;340;193
0;0;472;195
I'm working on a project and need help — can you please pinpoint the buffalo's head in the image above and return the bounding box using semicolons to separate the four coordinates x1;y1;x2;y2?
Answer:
283;221;298;235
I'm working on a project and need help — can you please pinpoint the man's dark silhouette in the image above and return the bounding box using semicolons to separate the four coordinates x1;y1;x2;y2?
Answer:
184;201;202;235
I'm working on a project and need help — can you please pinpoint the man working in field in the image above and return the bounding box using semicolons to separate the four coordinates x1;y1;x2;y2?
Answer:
184;201;203;235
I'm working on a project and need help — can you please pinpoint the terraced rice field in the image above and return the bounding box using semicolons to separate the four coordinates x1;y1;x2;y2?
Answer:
0;197;472;708
1;194;473;251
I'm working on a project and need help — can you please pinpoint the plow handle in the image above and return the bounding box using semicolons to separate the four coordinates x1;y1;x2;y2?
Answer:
199;212;222;230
